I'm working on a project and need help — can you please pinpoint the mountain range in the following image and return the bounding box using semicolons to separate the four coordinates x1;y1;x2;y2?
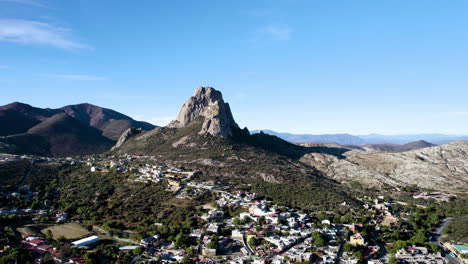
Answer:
251;130;468;145
0;102;155;156
112;87;468;193
1;87;467;193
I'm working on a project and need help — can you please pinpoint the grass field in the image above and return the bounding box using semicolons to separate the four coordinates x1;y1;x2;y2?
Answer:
41;222;90;240
17;224;48;236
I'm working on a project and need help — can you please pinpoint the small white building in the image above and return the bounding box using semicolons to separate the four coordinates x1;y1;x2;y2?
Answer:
72;235;99;247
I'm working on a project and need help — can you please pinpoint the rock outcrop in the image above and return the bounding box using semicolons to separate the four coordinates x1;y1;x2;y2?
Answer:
300;141;468;192
168;87;241;137
111;127;143;151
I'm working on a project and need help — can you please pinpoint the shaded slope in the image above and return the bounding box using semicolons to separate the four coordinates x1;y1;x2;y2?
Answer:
26;112;115;156
0;102;60;136
61;103;156;140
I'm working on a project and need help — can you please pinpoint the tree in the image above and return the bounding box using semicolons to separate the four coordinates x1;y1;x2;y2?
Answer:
353;251;364;263
343;243;353;252
388;256;398;264
175;233;190;249
45;230;53;240
248;236;259;250
311;232;326;247
258;216;267;226
181;256;192;264
207;240;218;250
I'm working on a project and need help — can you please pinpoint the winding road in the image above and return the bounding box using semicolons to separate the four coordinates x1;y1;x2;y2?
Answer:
430;218;463;264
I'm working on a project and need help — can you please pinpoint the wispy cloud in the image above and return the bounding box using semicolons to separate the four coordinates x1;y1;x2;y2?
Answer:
39;74;107;81
0;0;47;8
253;25;292;42
0;19;88;49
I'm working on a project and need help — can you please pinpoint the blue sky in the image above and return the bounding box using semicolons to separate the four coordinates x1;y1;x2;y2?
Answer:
1;0;467;134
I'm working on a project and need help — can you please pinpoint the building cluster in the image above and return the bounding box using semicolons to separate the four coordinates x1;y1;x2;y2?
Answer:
395;246;447;264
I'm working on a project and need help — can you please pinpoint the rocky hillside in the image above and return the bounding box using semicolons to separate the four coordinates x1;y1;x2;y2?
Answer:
113;87;352;194
167;86;241;138
300;141;468;192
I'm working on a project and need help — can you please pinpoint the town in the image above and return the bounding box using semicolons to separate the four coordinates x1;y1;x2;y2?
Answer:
0;153;467;264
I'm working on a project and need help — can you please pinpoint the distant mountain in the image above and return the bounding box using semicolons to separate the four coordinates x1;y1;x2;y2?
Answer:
360;140;437;152
0;102;60;136
253;130;468;145
0;102;156;156
358;134;468;145
2;113;115;156
61;103;155;140
250;130;365;145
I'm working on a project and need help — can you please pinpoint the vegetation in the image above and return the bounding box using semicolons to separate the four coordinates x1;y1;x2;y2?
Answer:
443;215;468;244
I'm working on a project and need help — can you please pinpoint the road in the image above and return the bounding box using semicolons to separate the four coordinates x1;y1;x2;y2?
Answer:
430;218;463;264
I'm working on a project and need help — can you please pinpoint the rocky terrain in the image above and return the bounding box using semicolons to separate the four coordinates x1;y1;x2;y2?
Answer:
113;87;468;193
301;141;468;192
167;86;243;138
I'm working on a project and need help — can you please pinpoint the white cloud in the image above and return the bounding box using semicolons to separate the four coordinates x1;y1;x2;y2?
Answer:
254;25;291;42
38;74;107;81
0;19;88;49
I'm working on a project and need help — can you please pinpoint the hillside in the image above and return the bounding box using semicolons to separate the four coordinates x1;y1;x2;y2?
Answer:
300;141;468;192
114;87;358;207
0;102;60;136
1;113;115;156
61;103;155;140
360;140;437;152
0;102;155;156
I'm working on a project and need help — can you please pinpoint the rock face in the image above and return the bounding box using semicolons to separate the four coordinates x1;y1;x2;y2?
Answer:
111;127;143;151
300;141;468;192
168;87;241;137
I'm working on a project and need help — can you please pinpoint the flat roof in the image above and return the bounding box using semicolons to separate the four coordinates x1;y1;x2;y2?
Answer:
454;244;468;251
72;235;99;245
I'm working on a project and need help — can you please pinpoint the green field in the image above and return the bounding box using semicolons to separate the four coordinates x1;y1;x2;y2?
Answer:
41;222;90;240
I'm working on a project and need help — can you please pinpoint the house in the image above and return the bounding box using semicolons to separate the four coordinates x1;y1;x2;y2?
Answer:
29;239;44;247
350;233;365;246
167;179;181;187
202;247;216;257
454;244;468;255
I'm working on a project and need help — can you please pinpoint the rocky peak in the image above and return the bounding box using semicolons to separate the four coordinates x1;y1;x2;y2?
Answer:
168;86;241;137
111;127;143;151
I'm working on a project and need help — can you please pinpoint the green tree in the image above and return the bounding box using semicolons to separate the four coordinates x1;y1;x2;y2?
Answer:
388;256;398;264
207;240;218;250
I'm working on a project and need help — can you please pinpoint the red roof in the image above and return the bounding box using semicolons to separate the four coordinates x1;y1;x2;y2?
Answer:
29;239;44;245
38;244;52;251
